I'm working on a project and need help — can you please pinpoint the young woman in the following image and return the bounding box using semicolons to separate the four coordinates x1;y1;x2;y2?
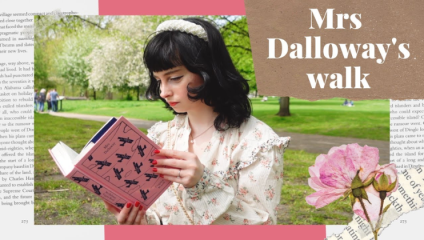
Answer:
104;18;290;225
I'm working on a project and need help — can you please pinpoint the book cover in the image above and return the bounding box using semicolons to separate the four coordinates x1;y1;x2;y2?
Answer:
49;116;172;210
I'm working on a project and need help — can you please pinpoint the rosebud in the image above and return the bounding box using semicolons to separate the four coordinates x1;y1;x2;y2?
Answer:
372;172;397;200
372;172;397;192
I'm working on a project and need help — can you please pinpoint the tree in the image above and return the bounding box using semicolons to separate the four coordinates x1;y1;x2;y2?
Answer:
217;16;257;94
34;43;52;89
55;29;99;97
277;97;291;116
34;16;62;89
217;16;291;116
87;16;178;100
35;15;108;97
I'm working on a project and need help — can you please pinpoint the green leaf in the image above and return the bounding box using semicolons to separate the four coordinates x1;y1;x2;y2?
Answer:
387;179;397;192
383;203;391;213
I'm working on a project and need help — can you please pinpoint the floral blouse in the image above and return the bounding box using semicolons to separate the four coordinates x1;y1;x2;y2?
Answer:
145;114;290;225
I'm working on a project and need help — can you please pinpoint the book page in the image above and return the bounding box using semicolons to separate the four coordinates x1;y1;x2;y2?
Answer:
0;8;36;221
390;99;424;170
0;1;104;239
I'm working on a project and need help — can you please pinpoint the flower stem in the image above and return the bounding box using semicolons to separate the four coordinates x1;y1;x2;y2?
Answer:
379;198;384;216
376;192;387;234
379;191;387;215
359;198;372;224
359;197;377;239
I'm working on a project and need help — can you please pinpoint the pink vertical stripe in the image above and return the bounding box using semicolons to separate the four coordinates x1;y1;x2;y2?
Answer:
105;225;326;240
98;0;246;15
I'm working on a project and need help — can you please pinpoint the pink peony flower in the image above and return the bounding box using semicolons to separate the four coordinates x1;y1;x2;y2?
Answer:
306;144;379;208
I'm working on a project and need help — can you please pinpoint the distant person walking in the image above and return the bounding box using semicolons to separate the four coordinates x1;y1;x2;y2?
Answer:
46;89;52;112
50;89;59;112
34;89;38;111
38;89;46;112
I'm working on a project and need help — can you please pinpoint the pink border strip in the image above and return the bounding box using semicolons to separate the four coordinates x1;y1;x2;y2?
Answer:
105;225;326;240
99;0;326;238
98;0;246;15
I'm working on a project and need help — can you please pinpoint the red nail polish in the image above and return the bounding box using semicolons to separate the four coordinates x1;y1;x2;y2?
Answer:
139;205;143;210
135;201;140;207
152;160;157;165
154;149;160;154
126;203;132;208
159;174;164;178
152;168;157;172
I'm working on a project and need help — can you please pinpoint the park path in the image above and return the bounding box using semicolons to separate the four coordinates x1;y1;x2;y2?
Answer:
49;112;389;164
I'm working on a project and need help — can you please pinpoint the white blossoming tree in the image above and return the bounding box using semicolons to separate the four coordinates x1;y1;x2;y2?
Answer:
55;28;100;98
87;16;180;100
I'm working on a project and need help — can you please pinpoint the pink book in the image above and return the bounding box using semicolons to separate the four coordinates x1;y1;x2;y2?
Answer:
49;116;171;210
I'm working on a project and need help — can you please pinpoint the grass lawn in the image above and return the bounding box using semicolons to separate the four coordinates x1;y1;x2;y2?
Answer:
57;97;389;140
35;114;118;224
35;113;353;225
280;150;351;225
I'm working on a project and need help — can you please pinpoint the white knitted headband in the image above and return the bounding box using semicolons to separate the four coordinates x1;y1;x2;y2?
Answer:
156;20;208;42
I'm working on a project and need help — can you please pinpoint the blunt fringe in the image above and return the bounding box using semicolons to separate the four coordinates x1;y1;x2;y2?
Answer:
144;18;251;131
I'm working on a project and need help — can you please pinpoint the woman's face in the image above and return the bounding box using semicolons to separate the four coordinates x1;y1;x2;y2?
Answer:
153;65;205;113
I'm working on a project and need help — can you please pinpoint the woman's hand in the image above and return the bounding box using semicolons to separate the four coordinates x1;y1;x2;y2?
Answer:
153;149;204;188
103;201;147;225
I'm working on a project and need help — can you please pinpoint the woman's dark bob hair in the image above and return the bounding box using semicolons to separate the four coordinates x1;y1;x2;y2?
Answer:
144;18;251;131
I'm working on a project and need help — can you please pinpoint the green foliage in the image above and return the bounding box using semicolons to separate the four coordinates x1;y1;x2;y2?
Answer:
34;44;52;89
55;29;99;91
35;16;256;98
34;16;107;92
219;16;257;92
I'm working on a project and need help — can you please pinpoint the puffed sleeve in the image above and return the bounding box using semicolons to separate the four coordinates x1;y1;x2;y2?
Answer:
232;137;290;224
182;120;290;224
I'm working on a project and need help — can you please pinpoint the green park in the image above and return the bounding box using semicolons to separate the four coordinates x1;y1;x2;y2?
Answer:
34;16;389;225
